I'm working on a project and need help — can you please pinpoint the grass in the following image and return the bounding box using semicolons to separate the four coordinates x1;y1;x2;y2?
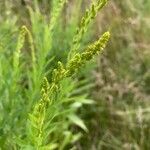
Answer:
77;0;150;149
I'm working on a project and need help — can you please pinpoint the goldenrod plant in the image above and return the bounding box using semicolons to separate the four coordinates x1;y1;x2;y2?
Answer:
68;0;109;60
1;0;150;150
25;32;110;149
0;0;110;149
25;19;110;150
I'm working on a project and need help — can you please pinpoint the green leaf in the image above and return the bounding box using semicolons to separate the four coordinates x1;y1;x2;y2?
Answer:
68;114;88;132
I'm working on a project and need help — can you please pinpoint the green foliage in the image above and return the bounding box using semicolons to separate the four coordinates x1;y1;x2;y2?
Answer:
25;30;110;150
0;0;110;149
1;0;150;149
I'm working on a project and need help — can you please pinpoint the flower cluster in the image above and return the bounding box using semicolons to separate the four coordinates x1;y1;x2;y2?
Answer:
13;26;35;70
50;0;67;32
66;31;110;77
28;1;110;148
69;0;109;59
13;26;26;69
50;31;110;81
32;31;110;125
28;77;50;147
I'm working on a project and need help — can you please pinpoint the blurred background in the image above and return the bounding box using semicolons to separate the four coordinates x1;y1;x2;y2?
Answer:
0;0;150;149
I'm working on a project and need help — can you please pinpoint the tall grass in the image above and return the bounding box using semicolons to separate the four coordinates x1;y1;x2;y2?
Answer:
78;0;150;149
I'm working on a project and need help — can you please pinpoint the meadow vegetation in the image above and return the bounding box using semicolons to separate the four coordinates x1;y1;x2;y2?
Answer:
0;0;150;149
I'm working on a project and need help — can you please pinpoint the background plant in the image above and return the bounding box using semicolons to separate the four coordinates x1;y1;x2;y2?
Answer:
78;0;150;149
